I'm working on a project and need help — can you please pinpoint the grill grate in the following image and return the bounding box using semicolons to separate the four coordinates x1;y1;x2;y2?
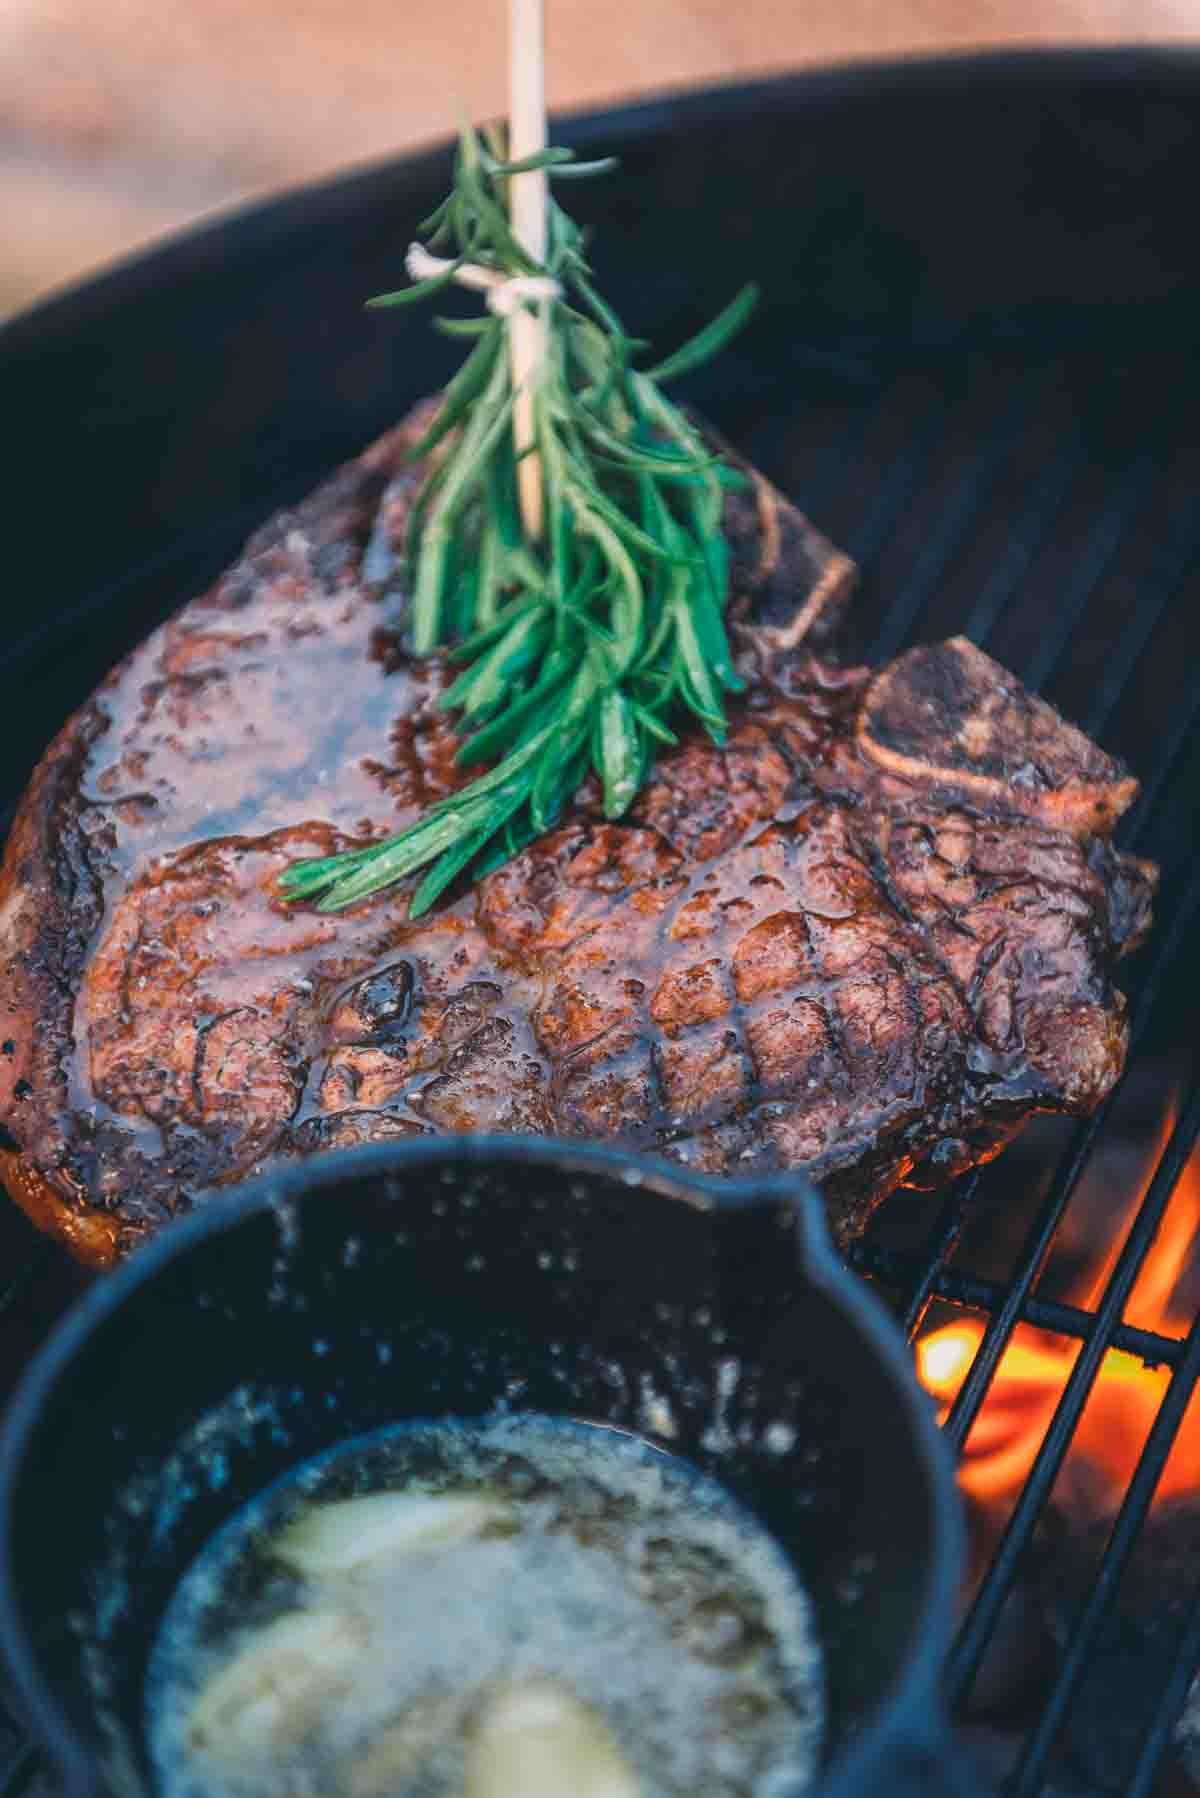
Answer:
831;347;1200;1793
1;335;1199;1796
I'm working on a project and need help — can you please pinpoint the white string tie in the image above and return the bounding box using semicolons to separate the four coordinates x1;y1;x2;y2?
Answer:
405;242;561;317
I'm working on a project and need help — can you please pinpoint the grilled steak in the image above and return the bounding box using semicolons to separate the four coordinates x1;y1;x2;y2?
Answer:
0;404;1156;1265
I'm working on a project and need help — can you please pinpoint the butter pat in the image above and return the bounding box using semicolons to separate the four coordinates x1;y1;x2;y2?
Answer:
464;1678;642;1798
185;1609;364;1755
274;1490;512;1577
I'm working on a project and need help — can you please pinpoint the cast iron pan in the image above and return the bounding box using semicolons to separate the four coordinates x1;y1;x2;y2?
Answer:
0;1142;966;1797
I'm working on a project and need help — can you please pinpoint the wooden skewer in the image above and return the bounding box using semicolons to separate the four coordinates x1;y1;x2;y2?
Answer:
508;0;548;541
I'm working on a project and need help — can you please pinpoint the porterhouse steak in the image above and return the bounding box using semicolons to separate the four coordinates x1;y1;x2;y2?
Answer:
0;403;1156;1265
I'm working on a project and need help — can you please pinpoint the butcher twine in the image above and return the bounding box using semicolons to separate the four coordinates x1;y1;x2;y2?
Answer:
406;242;561;316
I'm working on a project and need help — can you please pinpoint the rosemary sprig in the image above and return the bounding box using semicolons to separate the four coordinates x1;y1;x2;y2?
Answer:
280;125;756;915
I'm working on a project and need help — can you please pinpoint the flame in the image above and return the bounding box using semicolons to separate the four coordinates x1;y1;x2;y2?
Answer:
917;1111;1200;1518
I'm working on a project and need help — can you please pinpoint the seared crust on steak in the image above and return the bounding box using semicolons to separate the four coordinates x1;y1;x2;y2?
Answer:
0;404;1154;1264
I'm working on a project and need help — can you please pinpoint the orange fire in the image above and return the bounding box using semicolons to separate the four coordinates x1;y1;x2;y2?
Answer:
917;1114;1200;1519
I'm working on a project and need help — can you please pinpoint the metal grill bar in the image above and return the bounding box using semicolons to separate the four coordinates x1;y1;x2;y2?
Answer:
895;1172;981;1340
794;388;889;520
1123;679;1200;846
1080;510;1200;740
866;392;1032;664
843;404;952;569
1127;1573;1200;1798
1010;1300;1200;1793
947;1080;1200;1701
851;1245;1187;1368
960;439;1083;649
1020;450;1159;696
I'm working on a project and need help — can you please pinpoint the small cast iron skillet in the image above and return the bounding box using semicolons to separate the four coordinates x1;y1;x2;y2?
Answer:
0;1140;968;1797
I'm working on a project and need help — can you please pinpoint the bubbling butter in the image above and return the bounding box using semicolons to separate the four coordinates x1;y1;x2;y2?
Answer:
146;1415;824;1798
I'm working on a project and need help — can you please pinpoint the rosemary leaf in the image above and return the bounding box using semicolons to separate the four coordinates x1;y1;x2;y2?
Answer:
408;776;531;916
316;810;475;910
530;727;589;833
570;505;643;677
673;596;727;737
474;519;504;627
577;412;721;475
277;840;391;895
473;813;543;878
565;472;695;568
403;321;505;462
545;157;620;179
632;703;679;747
454;651;574;765
447;593;539;663
485;436;523;550
438;605;551;721
598;688;641;819
431;721;560;808
411;379;514;652
642;284;760;384
366;262;464;309
432;314;495;339
485;147;577;176
686;565;744;694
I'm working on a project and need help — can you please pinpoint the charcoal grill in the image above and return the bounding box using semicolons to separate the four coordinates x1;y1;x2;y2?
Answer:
1;44;1199;1798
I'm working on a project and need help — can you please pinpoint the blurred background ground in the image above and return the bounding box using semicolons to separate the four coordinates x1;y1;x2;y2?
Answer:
2;0;1198;319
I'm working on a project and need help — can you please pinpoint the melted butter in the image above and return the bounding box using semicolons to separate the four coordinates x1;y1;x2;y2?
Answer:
80;583;445;873
146;1416;824;1798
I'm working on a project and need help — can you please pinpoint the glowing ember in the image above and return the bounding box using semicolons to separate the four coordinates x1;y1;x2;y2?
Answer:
916;1114;1200;1519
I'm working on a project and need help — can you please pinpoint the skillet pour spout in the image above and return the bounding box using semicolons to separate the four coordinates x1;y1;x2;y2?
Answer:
0;1138;971;1796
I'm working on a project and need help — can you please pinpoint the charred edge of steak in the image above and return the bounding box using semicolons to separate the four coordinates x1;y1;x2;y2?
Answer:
860;637;1139;835
0;698;113;1254
0;403;853;1263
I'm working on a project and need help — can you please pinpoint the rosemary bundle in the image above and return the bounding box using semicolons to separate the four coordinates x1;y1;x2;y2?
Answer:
280;125;756;915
